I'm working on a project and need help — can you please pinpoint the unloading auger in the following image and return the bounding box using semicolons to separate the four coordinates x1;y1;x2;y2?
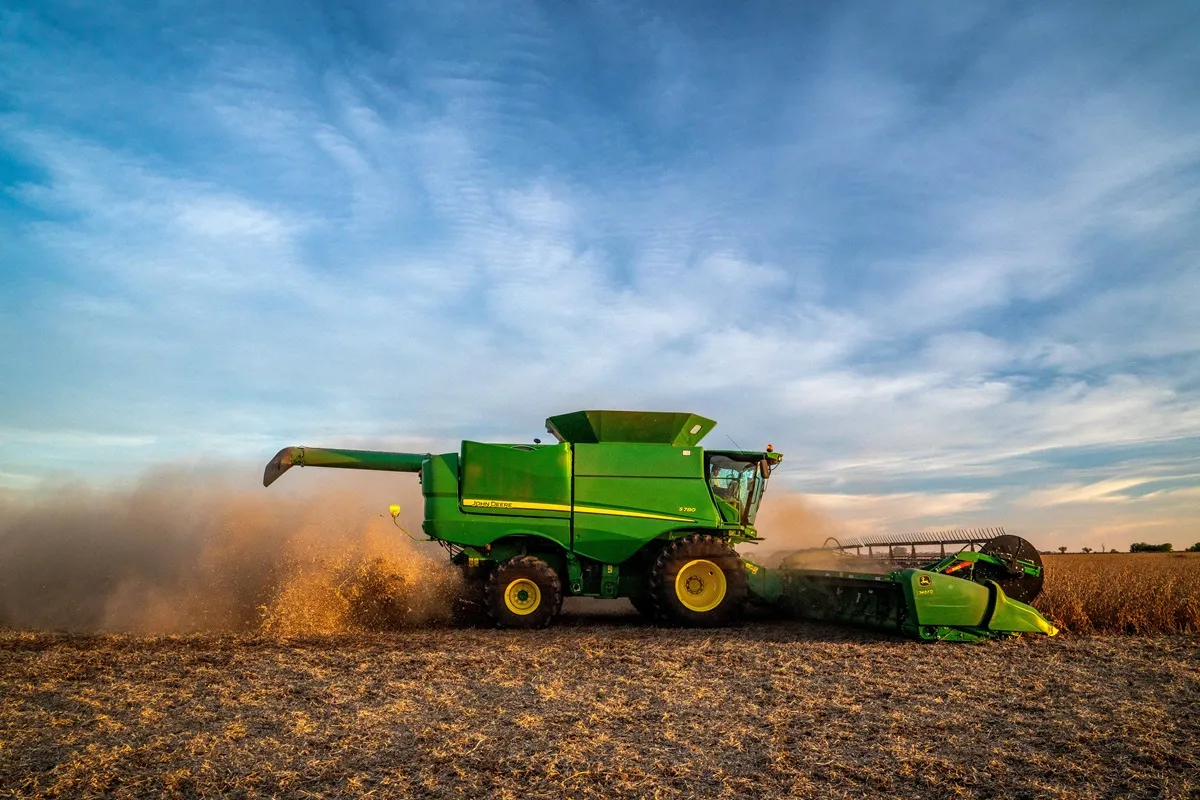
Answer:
263;409;1057;640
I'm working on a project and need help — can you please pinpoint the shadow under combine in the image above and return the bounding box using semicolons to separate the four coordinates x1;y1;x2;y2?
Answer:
547;598;905;643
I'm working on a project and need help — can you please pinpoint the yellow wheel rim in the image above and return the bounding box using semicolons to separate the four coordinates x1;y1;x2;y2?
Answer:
504;578;541;615
675;559;727;612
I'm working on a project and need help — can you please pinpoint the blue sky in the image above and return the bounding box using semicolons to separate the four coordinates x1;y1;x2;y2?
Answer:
2;2;1198;549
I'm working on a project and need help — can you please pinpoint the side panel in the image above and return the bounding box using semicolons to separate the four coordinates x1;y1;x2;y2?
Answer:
459;441;571;519
986;585;1059;635
422;451;570;550
903;570;990;628
571;443;720;564
574;442;706;479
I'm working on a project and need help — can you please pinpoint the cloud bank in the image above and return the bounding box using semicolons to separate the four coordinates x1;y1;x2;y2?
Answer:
1;2;1198;548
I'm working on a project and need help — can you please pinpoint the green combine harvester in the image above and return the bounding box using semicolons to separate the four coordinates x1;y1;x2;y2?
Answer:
264;410;1057;641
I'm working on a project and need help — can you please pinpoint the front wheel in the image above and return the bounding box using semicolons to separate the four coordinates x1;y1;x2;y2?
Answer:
650;535;747;627
485;556;562;629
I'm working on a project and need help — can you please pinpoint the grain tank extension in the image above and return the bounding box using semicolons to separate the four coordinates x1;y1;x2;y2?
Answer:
264;410;1057;640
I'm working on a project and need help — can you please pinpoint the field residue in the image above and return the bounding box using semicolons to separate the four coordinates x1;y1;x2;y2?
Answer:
1;625;1196;799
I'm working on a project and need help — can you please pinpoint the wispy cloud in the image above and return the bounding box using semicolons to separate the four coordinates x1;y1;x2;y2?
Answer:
1;2;1198;547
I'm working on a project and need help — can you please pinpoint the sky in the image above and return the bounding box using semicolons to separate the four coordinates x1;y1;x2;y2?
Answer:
1;1;1198;551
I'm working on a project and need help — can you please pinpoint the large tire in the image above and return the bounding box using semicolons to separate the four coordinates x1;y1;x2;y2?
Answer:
650;535;747;627
485;556;563;629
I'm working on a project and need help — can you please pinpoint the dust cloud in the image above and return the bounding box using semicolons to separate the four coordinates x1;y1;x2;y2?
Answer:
0;467;459;634
747;492;871;571
0;469;881;634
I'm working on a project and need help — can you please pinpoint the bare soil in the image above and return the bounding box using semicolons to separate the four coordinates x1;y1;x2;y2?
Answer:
2;606;1197;799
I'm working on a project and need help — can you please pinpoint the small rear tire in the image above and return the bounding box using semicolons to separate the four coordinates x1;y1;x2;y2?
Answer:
485;556;562;629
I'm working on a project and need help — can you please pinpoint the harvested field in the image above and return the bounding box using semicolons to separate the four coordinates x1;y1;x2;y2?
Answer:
3;486;1199;797
2;614;1198;799
1035;553;1200;634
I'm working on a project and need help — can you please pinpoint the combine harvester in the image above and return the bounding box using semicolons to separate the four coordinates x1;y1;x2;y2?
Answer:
264;410;1056;641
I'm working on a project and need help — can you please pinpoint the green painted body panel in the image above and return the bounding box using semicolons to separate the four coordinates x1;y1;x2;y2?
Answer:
425;435;763;573
901;569;990;627
422;495;571;549
423;439;735;566
421;452;572;548
420;453;459;500
986;586;1059;635
572;475;716;525
714;497;740;524
574;442;704;478
570;443;720;562
460;442;571;518
572;505;686;563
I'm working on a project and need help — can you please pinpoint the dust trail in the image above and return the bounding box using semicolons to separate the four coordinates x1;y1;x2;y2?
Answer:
0;467;458;633
747;492;880;571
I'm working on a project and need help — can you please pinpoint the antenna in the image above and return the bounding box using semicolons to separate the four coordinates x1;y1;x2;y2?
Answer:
725;434;743;450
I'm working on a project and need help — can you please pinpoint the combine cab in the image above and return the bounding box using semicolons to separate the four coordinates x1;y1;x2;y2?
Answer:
264;410;1057;640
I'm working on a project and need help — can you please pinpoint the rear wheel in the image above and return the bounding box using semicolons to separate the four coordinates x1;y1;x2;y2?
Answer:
650;535;747;627
485;556;562;629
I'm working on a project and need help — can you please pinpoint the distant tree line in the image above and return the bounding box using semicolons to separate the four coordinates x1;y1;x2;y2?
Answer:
1130;542;1173;553
1046;544;1198;554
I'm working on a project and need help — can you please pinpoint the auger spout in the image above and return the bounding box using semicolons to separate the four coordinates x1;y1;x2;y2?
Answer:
263;446;428;487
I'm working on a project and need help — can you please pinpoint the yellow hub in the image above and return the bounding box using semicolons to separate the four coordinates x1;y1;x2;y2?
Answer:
503;578;542;615
675;559;727;612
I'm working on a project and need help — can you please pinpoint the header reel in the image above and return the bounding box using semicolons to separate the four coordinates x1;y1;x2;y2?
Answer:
976;534;1045;603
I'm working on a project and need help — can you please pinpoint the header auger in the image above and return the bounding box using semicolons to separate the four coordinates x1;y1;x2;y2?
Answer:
264;410;1056;640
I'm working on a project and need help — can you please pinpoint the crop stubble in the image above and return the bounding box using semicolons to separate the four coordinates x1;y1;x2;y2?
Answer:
2;619;1197;800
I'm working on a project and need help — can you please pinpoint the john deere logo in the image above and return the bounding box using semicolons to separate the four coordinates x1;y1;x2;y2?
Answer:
918;575;932;587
